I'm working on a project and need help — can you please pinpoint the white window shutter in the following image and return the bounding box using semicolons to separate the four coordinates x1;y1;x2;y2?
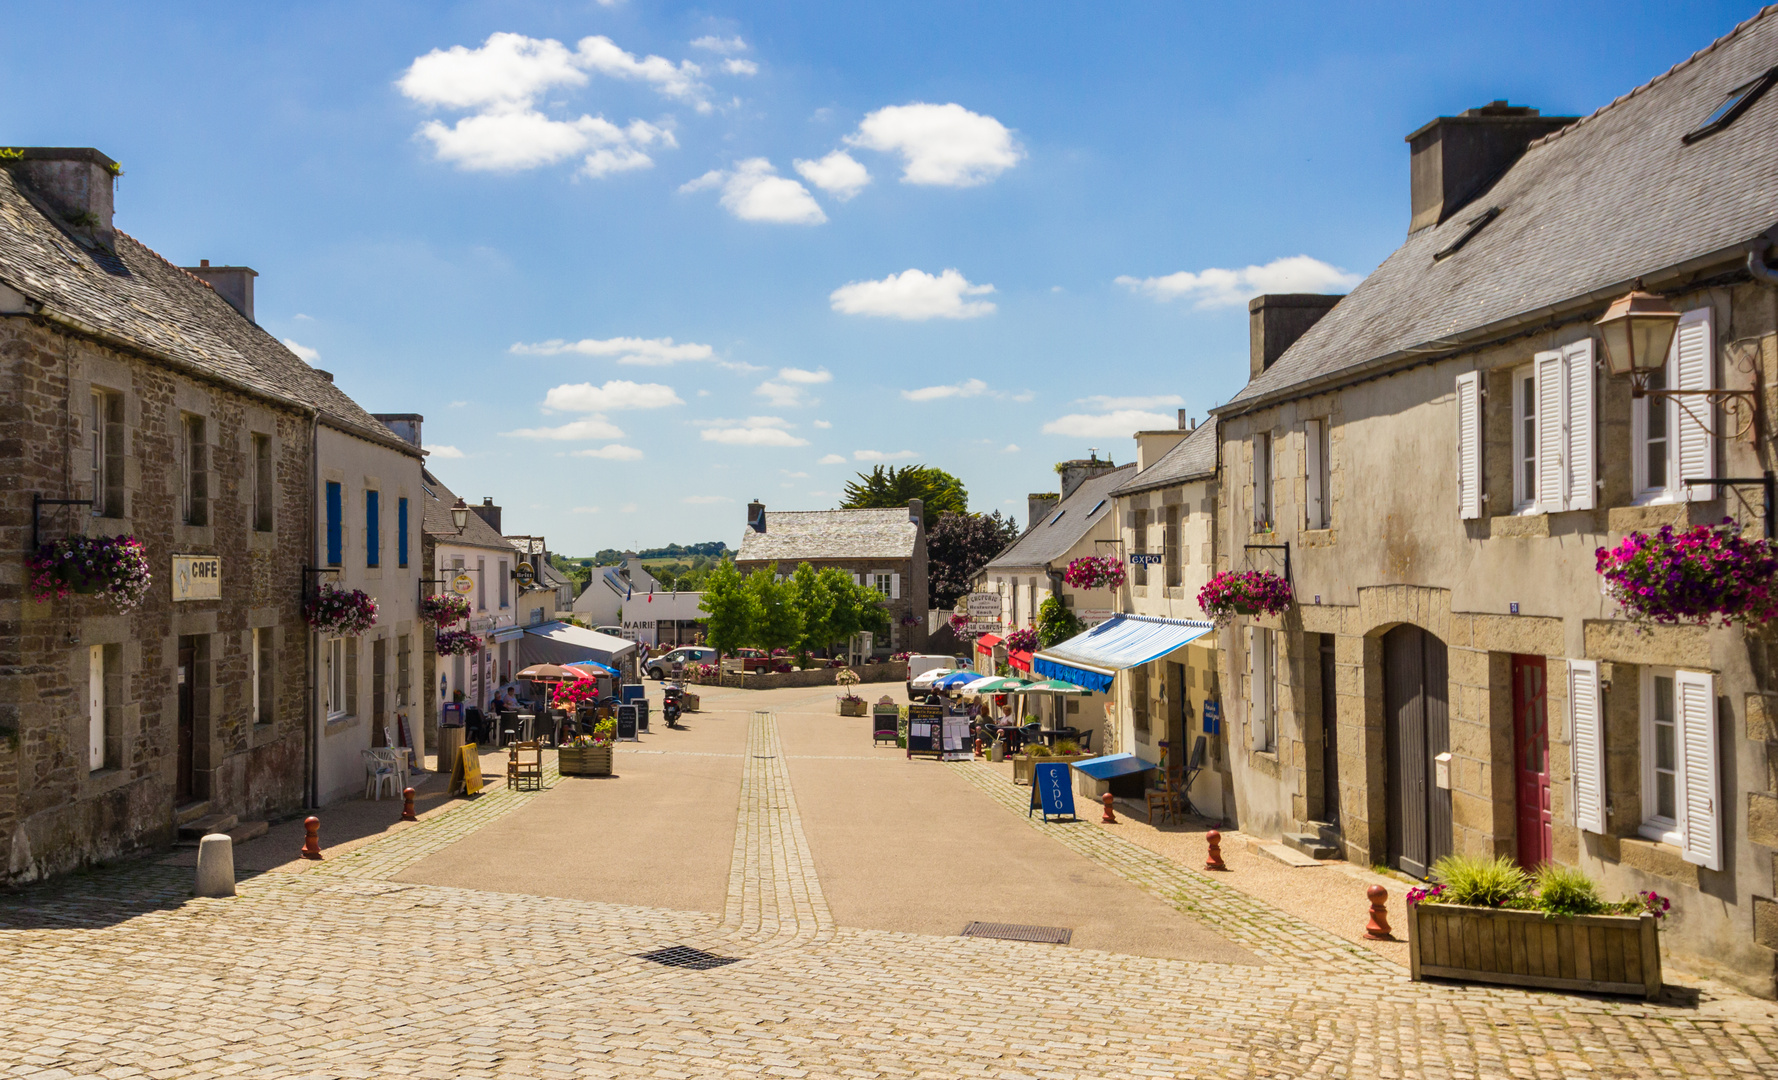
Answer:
890;572;901;600
1569;659;1606;834
1304;419;1325;528
1675;669;1720;870
1674;310;1715;502
88;645;105;770
1454;373;1482;520
1563;340;1596;511
1533;350;1565;513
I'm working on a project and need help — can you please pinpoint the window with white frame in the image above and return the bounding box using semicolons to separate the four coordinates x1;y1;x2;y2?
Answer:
326;637;346;719
90;388;124;518
1512;366;1537;510
1247;626;1277;753
1252;433;1272;529
1641;668;1681;845
499;559;510;608
1304;418;1331;529
1634;308;1715;503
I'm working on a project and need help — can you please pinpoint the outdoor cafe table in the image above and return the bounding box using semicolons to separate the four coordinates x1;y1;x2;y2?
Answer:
1036;727;1080;747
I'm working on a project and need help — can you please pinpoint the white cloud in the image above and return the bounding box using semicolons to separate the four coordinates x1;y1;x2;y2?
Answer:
846;103;1022;187
1075;394;1185;410
682;495;734;504
780;470;810;478
1041;410;1177;439
282;338;319;363
853;449;918;461
830;268;995;320
504;417;627;440
570;444;645;460
1003;443;1020;453
682;158;826;224
576;35;710;111
620;503;638;513
448;400;469;408
691;35;747;54
699;415;810;446
812;420;832;429
398;32;587;110
430;444;466;459
543;380;683;411
417;110;672;174
511;335;715;365
817;453;847;465
1115;255;1361;309
902;378;988;402
293;313;313;321
722;59;759;76
793;150;870;201
754;378;821;408
776;367;832;385
571;505;601;513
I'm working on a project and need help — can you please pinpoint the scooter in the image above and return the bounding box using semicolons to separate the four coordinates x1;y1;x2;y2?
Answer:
662;683;684;728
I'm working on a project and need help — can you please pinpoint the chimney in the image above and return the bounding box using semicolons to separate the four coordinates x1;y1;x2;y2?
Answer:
747;500;766;533
471;497;501;534
6;147;117;250
183;259;259;322
907;497;924;530
371;413;424;450
1133;427;1191;471
1027;493;1059;530
1249;294;1342;379
1406;101;1576;233
1057;457;1118;502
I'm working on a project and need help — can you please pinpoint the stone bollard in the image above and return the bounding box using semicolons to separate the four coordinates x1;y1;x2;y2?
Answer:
194;833;235;897
401;787;418;822
1101;792;1117;824
1365;884;1393;940
1204;828;1228;871
299;816;323;860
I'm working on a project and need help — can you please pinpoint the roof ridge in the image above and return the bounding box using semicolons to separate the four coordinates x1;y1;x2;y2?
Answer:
1526;3;1778;152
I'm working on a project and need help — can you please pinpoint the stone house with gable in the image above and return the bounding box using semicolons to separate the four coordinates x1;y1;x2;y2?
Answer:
1209;11;1778;994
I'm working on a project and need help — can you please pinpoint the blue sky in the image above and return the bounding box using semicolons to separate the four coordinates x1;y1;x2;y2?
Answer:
10;1;1761;553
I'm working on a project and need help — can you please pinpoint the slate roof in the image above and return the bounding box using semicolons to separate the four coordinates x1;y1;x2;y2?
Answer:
735;507;919;563
985;463;1135;570
0;161;416;455
1113;422;1219;496
420;468;515;552
1220;6;1778;414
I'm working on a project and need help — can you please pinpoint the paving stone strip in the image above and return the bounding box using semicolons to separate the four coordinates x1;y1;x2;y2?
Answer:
720;710;835;948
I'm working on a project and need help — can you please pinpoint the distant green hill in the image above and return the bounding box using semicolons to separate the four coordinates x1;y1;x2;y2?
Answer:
573;541;730;567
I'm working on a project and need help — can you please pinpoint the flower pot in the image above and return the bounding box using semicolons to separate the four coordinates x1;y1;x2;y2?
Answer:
680;692;699;713
1409;902;1660;999
1233;602;1260;616
557;744;613;777
838;698;867;716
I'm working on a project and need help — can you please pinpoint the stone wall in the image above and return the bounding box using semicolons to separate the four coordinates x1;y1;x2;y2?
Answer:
682;662;908;691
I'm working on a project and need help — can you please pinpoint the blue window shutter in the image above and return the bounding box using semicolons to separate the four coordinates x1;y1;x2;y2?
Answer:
398;498;409;568
325;482;342;566
366;490;380;567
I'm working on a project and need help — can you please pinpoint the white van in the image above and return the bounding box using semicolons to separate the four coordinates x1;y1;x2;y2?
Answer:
904;653;959;697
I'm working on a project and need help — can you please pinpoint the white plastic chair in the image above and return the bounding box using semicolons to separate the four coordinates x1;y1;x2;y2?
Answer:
373;746;410;792
363;749;399;800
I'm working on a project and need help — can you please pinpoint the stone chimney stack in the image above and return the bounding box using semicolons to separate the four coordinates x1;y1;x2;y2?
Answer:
1249;294;1342;380
183;259;259;322
7;147;117;250
1057;456;1119;501
747;500;766;533
471;496;501;534
372;413;424;450
1027;493;1059;530
907;498;924;531
1406;100;1576;233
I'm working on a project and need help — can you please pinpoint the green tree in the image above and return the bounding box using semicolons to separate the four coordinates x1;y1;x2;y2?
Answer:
698;559;757;657
746;568;800;653
786;562;837;665
825;568;890;648
1036;595;1084;648
841;465;968;530
926;510;1022;609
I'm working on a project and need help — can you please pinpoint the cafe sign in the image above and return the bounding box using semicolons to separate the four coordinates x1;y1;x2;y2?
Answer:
450;572;475;596
514;561;536;588
172;554;221;601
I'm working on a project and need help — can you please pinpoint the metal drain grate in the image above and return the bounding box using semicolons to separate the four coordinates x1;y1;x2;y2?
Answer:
960;921;1072;945
637;945;743;970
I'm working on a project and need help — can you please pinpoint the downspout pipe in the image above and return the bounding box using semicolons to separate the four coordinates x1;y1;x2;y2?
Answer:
306;410;320;809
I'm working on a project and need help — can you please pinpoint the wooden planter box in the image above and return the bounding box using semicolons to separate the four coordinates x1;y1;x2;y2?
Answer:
557;744;613;777
680;692;700;713
1409;902;1661;999
838;698;868;716
1012;753;1088;785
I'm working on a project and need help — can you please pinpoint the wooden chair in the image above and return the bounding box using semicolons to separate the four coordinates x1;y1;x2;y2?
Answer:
1146;762;1185;825
507;740;543;791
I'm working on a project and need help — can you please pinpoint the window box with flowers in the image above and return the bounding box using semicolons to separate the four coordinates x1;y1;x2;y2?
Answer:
1196;570;1292;626
28;535;152;610
304;585;378;636
1596;519;1778;628
558;719;616;777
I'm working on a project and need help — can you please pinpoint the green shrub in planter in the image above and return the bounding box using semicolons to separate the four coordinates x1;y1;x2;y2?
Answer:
1431;854;1529;908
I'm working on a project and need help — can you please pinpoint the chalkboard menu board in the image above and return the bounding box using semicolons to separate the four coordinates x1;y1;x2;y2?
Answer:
616;705;639;741
635;698;650;732
905;703;944;757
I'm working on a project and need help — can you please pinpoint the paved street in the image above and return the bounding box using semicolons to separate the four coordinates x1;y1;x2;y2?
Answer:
3;683;1777;1078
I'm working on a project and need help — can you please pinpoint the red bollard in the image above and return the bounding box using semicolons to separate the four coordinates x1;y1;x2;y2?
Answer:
1101;792;1117;823
973;738;983;759
1365;884;1393;940
299;816;323;860
401;787;417;822
1204;828;1228;871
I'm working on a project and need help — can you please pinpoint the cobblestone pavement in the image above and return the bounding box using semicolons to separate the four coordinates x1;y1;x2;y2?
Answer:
2;709;1776;1078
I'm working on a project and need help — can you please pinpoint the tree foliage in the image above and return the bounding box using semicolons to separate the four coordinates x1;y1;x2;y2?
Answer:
841;465;968;530
1036;595;1084;648
698;559;757;657
746;569;801;653
927;510;1022;609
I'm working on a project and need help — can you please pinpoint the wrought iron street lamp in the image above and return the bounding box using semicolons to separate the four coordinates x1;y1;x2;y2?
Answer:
1594;286;1680;392
450;498;470;533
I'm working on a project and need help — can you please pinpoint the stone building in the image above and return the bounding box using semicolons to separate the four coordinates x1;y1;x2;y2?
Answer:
0;147;404;879
1209;11;1778;994
734;500;929;654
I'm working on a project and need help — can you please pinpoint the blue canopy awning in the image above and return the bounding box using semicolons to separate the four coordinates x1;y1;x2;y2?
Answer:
1031;614;1214;694
933;671;985;690
1070;752;1157;780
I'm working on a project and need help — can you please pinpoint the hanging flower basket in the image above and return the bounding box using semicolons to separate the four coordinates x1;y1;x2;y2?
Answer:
1596;520;1778;628
28;535;152;610
1003;627;1038;653
305;585;378;635
419;592;471;628
1197;570;1293;626
434;629;484;656
1063;555;1126;591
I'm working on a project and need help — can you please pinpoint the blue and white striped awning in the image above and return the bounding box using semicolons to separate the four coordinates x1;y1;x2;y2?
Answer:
1031;614;1214;693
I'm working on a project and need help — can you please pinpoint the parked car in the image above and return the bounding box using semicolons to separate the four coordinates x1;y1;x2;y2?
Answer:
647;646;718;680
908;666;959;699
904;653;957;697
733;647;775;673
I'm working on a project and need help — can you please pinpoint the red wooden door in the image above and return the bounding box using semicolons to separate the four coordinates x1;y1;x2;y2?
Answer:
1512;654;1552;869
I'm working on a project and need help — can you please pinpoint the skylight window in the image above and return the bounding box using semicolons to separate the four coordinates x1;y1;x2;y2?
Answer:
1089;499;1107;517
1434;207;1501;261
1048;510;1066;526
1683;66;1777;144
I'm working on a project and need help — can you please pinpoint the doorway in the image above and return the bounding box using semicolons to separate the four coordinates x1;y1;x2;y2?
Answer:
1512;654;1553;869
371;637;388;747
1318;634;1339;827
176;640;196;804
1384;625;1451;878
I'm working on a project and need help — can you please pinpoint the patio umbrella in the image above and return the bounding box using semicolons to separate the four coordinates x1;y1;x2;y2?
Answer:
568;660;620;677
515;663;592;682
960;676;1030;695
1013;678;1090;695
933;671;985;691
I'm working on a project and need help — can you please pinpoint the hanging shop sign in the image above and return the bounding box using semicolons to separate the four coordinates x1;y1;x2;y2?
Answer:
171;554;221;601
514;562;536;588
451;572;475;596
1130;553;1163;565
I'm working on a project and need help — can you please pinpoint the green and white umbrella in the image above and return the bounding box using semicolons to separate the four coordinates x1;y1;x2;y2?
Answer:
959;676;1032;695
1012;678;1092;695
